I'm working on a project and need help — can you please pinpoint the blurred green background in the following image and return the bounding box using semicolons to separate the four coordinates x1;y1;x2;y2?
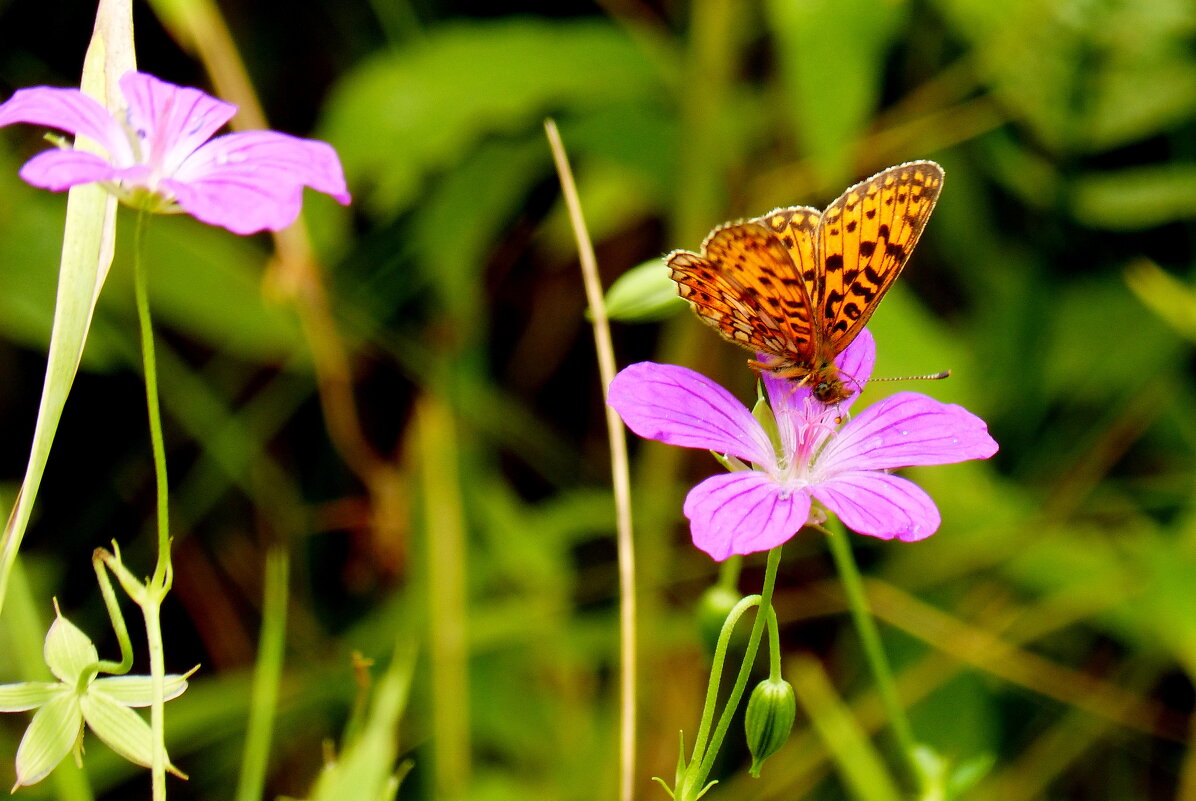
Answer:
1;0;1195;799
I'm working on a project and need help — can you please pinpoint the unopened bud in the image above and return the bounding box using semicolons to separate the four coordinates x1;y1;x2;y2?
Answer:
695;586;743;654
744;677;796;776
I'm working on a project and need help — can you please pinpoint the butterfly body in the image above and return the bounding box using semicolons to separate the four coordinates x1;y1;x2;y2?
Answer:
668;161;945;404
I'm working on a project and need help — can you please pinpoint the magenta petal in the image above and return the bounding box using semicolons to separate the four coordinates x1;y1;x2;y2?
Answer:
762;327;878;417
177;131;351;202
811;471;939;542
833;327;876;411
18;150;119;191
608;362;776;467
760;362;814;412
164;131;351;234
120;72;236;174
0;86;130;162
685;472;811;560
819;392;998;474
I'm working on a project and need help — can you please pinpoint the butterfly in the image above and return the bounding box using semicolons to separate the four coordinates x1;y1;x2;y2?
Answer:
667;161;944;404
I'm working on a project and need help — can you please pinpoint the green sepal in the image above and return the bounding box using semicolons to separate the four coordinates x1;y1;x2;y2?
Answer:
92;666;197;707
44;607;99;685
0;682;64;712
13;692;81;789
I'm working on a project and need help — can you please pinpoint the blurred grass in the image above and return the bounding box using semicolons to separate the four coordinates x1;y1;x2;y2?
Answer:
0;0;1193;799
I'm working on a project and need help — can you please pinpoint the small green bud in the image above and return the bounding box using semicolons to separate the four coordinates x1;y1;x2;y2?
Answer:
695;586;744;654
744;677;796;777
603;259;683;321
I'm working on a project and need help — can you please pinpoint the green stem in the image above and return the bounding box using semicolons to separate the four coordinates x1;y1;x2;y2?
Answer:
823;518;921;785
92;547;133;674
683;546;783;797
144;594;168;800
132;209;172;801
689;593;759;769
715;555;742;592
132;211;171;580
765;603;782;682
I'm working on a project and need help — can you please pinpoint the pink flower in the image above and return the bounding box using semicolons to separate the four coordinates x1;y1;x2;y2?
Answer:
0;71;350;235
607;330;998;560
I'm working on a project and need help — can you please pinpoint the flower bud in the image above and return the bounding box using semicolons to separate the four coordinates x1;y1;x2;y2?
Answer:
695;586;744;654
744;677;796;776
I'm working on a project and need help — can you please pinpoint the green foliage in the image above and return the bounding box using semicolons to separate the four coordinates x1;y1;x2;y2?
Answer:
0;0;1194;799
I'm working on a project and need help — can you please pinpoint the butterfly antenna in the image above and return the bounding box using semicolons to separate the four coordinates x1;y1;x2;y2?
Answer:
871;370;952;383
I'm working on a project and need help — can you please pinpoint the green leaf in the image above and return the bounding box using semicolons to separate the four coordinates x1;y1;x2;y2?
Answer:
323;18;666;217
1071;165;1196;230
1125;260;1196;344
947;752;996;798
44;612;98;685
0;0;134;614
14;692;81;788
764;0;906;183
305;647;415;801
790;654;902;801
604;259;680;322
1081;0;1196;150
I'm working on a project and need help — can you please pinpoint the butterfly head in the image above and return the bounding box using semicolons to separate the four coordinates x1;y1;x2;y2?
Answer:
751;355;854;406
812;376;851;405
809;364;853;405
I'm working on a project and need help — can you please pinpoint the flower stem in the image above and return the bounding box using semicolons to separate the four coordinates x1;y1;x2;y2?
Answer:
716;555;742;592
132;209;172;801
683;546;782;797
544;119;638;801
133;211;171;578
823;518;921;786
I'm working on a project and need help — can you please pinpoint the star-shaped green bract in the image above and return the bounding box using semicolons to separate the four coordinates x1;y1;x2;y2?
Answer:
0;610;189;789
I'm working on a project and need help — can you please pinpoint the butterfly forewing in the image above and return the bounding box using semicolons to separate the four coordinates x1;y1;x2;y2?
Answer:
756;205;823;330
817;161;944;356
668;222;817;362
667;160;943;403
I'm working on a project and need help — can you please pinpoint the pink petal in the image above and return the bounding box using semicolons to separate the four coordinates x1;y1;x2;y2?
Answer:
762;327;877;417
684;471;812;560
17;149;120;191
811;471;940;542
608;362;776;467
163;131;351;234
833;327;877;410
119;71;236;175
818;392;998;475
0;86;131;163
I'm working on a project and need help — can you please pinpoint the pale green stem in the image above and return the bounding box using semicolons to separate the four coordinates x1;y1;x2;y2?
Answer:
544;119;638;801
235;549;289;801
823;519;921;786
715;555;742;592
132;211;171;578
132;209;173;801
682;546;782;798
92;548;133;674
688;593;758;771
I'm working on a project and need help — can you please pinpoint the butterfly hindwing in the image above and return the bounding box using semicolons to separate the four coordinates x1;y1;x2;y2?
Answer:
668;222;816;361
754;205;824;352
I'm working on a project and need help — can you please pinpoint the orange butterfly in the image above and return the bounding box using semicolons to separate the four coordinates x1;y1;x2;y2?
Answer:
668;161;944;404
